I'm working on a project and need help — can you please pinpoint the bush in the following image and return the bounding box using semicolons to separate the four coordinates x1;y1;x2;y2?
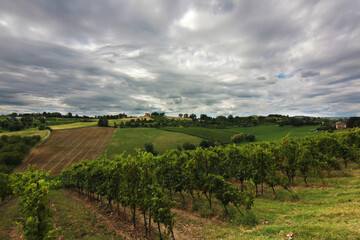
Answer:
38;124;46;130
144;142;156;155
1;151;24;165
231;133;245;143
231;133;255;143
199;140;215;148
183;142;196;150
0;172;11;202
245;134;255;142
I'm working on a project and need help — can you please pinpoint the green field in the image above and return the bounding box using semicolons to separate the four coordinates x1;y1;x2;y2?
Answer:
106;128;202;157
0;128;48;138
46;117;97;126
50;121;98;130
162;125;323;143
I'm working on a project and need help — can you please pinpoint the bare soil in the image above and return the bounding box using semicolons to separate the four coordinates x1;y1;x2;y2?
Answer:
19;127;115;175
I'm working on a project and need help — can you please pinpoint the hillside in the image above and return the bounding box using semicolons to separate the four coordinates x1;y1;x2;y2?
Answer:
2;163;359;239
106;128;202;157
18;127;115;175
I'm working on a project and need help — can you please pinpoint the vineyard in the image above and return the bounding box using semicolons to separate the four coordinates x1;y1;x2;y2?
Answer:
1;130;359;239
19;127;115;175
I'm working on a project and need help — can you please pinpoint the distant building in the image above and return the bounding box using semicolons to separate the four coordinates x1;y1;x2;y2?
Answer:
145;113;150;117
336;122;346;129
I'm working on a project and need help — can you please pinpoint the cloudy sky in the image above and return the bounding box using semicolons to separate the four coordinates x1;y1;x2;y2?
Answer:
0;0;359;117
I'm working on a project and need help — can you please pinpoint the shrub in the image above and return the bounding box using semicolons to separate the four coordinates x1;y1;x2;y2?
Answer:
231;133;245;143
199;140;215;148
183;142;196;150
144;142;156;155
231;133;255;143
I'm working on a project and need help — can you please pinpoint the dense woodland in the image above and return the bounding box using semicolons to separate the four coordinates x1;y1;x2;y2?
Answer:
0;135;40;173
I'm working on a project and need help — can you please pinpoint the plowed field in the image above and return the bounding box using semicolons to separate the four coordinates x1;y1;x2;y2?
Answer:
20;127;115;175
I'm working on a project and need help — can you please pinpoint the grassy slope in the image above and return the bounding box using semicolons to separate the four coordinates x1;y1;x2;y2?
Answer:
1;164;359;239
162;125;323;143
108;117;153;125
0;128;48;137
201;163;360;240
0;190;121;240
106;128;202;157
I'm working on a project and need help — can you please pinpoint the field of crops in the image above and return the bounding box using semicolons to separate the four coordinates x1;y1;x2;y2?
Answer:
106;128;202;157
19;127;115;175
50;121;98;130
108;116;153;125
162;125;323;143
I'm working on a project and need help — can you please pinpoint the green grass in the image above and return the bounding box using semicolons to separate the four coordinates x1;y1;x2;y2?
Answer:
46;117;97;126
106;128;202;157
161;127;238;143
199;163;360;240
50;122;98;130
0;198;21;240
0;190;121;239
162;125;323;143
49;190;120;239
0;128;48;138
230;125;323;142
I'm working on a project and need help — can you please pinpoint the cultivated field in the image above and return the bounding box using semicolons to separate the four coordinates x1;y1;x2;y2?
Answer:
19;127;115;175
163;125;323;143
108;116;153;125
50;121;98;130
106;128;202;156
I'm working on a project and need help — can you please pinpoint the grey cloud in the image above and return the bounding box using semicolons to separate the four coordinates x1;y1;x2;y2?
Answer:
0;0;359;117
301;70;320;78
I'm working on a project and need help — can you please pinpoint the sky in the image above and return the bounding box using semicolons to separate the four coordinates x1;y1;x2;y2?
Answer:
0;0;359;117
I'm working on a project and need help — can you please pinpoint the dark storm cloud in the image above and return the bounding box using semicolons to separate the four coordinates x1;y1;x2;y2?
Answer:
0;0;359;116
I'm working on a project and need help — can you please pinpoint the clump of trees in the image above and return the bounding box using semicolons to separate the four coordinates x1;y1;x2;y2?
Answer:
0;135;41;173
347;117;360;128
97;117;109;127
231;133;255;143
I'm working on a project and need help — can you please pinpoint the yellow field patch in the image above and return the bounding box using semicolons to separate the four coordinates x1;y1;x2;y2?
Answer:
50;121;98;130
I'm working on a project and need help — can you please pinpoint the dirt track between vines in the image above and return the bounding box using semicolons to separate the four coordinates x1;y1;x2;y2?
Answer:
20;127;115;175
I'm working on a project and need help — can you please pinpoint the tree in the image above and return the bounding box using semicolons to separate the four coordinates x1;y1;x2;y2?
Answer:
183;142;196;150
178;114;183;118
347;117;360;128
98;117;109;127
144;142;156;155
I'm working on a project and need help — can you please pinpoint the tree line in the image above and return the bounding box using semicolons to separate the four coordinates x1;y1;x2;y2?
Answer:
0;135;41;173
